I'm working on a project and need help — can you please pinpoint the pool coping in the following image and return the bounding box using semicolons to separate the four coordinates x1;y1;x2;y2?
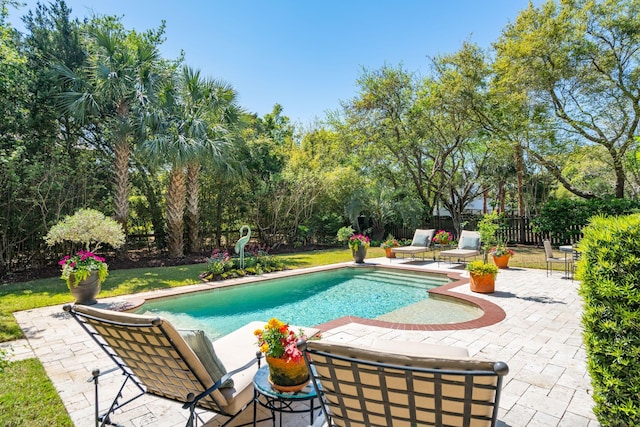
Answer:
119;260;506;332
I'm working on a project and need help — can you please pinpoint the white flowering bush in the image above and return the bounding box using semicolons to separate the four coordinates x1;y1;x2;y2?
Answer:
44;208;125;252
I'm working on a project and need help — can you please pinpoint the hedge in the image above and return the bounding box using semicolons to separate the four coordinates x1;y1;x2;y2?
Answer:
577;214;640;425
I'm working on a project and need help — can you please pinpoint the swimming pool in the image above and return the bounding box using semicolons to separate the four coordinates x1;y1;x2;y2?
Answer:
135;267;483;340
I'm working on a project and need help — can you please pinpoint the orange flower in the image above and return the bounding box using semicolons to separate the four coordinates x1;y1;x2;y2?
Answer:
255;317;306;362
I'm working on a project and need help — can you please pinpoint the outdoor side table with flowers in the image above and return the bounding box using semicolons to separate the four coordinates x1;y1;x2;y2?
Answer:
254;318;309;392
490;244;515;269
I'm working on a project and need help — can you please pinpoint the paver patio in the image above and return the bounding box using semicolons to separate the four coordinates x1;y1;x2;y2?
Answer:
7;259;600;426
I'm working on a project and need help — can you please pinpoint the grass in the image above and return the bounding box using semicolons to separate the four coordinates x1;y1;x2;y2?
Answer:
0;358;73;426
0;244;552;426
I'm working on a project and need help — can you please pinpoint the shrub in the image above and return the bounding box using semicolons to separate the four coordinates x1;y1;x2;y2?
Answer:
532;198;639;243
577;213;640;425
200;247;284;281
466;260;498;276
44;208;125;251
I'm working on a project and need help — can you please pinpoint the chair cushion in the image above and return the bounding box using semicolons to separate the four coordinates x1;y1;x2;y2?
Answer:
368;338;469;358
412;234;429;247
460;236;479;250
180;330;234;388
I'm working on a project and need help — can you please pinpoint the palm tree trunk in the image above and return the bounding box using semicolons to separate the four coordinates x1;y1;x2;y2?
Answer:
185;162;200;253
113;134;130;256
166;166;186;258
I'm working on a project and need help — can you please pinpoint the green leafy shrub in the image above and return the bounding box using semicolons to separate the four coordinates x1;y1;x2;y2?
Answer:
577;214;640;425
44;208;125;251
201;246;284;281
466;260;498;276
532;198;639;243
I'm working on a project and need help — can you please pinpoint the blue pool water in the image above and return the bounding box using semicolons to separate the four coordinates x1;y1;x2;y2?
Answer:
135;268;472;340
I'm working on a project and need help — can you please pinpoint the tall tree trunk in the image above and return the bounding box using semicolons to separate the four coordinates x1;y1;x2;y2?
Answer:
514;142;525;216
166;167;186;258
113;134;130;257
185;162;200;253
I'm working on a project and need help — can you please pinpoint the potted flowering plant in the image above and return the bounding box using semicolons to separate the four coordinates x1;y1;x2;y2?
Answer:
59;250;109;287
254;318;309;391
58;251;108;304
337;226;370;263
466;261;499;293
44;208;125;304
433;230;453;245
380;235;400;258
349;234;370;263
490;244;515;269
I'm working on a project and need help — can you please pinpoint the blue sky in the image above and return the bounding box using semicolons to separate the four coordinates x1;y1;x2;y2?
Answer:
8;1;536;126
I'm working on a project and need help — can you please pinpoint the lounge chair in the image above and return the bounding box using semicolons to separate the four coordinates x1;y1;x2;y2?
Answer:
300;338;508;427
391;229;435;260
439;230;482;265
63;304;268;427
543;240;570;277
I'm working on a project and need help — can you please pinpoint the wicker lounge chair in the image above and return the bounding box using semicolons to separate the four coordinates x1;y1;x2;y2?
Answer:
391;229;435;260
64;304;268;427
300;338;508;427
439;230;482;265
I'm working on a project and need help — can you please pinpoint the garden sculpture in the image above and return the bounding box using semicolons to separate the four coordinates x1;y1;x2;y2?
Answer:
235;225;251;268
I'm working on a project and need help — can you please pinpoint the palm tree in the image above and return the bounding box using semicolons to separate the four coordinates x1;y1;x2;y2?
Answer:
185;75;243;253
55;17;164;243
144;66;241;257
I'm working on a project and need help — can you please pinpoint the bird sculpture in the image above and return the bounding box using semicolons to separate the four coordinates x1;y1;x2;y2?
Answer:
235;225;251;268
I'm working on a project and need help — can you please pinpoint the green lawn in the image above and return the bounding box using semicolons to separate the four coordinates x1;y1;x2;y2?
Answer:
0;358;73;427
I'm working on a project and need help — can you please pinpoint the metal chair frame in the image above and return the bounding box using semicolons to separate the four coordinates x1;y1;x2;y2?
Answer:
301;340;508;427
543;240;570;277
64;304;264;427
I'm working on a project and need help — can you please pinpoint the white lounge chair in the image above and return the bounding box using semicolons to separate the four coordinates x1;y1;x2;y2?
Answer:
391;229;435;260
439;230;482;265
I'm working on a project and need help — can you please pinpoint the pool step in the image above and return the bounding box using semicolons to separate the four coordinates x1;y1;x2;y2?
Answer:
357;270;449;289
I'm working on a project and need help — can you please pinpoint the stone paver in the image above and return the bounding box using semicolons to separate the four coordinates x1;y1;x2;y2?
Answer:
10;259;599;426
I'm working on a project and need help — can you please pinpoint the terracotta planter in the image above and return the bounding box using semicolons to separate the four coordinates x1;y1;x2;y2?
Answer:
469;272;496;294
265;355;309;392
352;246;367;263
384;247;396;258
68;271;102;305
492;254;511;269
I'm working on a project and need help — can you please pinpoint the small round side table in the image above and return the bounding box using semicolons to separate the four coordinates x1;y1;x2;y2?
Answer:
253;365;318;427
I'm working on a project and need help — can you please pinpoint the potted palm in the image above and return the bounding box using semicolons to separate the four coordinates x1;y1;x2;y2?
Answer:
44;209;125;304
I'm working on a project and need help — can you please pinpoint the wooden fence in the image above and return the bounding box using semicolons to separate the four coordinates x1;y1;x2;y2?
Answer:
388;215;580;246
